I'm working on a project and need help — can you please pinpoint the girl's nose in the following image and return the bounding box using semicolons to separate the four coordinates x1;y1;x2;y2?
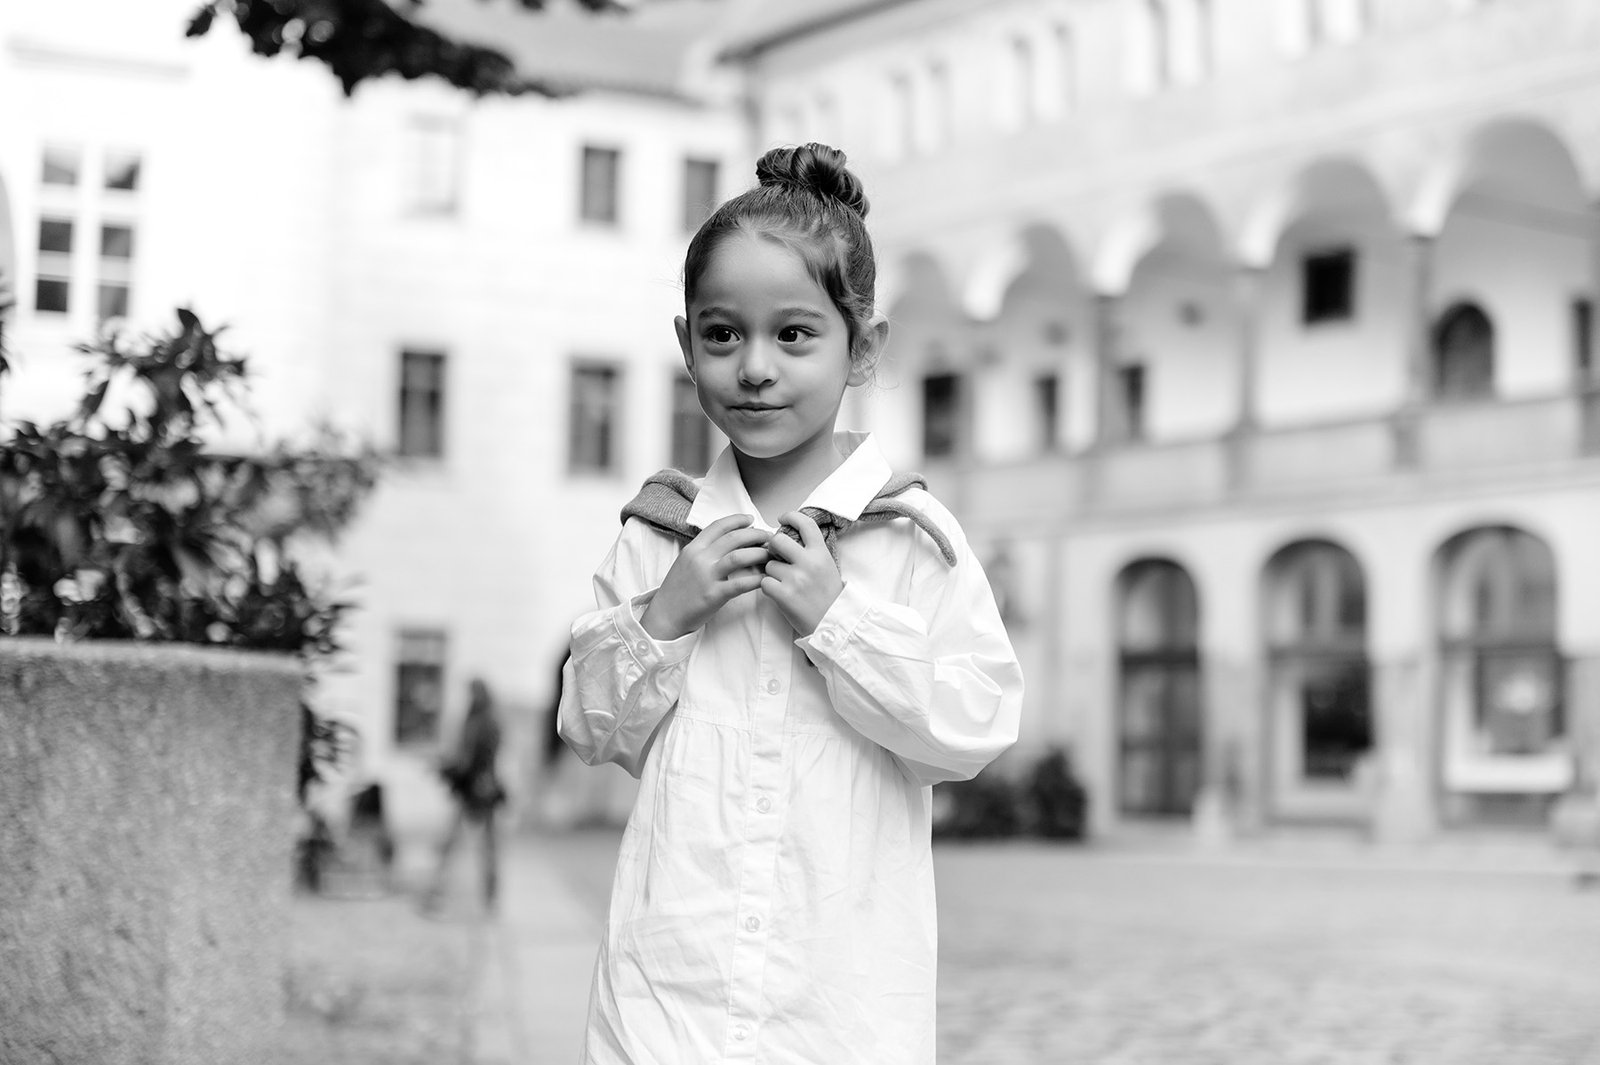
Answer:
737;344;777;387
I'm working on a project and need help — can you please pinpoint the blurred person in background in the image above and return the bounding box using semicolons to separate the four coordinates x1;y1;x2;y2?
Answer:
421;676;506;915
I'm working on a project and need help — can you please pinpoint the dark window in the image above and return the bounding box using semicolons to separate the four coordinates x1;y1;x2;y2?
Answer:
921;372;963;458
1301;247;1356;324
570;363;621;473
683;158;719;232
1572;297;1593;381
1432;301;1494;400
1032;372;1060;451
98;224;135;322
103;150;141;192
395;629;447;746
398;350;447;458
42;145;80;186
97;284;129;321
35;218;74;313
1117;363;1146;441
669;372;713;474
1300;660;1371;780
580;146;621;225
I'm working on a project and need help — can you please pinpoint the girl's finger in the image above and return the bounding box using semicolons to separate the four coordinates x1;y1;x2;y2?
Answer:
765;530;802;562
779;510;824;549
719;547;771;574
712;524;773;552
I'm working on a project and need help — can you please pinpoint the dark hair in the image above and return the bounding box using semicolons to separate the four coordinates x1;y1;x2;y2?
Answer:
682;143;879;361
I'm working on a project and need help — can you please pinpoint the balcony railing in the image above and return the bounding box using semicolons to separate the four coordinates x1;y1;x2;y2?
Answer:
945;390;1600;529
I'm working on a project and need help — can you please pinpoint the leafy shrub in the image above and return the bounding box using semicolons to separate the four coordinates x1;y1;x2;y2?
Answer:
933;746;1090;842
0;308;377;655
1024;746;1089;840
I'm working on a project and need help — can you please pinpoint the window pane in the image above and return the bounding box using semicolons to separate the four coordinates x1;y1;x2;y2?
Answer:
35;278;70;314
399;350;446;458
922;372;961;458
580;146;620;224
39;218;74;254
104;150;141;192
395;629;447;746
1302;248;1356;324
570;364;620;472
101;225;134;259
1032;373;1059;450
1118;363;1146;440
683;158;718;232
407;118;458;213
670;373;712;473
97;283;130;321
42;146;80;186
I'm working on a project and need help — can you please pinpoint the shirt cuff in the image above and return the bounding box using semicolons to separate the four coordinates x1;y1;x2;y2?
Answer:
796;579;873;666
615;590;698;668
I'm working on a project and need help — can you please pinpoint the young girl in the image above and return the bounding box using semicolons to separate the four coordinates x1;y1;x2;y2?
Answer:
559;143;1023;1065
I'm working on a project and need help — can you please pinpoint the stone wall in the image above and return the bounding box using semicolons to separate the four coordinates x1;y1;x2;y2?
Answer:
0;638;301;1064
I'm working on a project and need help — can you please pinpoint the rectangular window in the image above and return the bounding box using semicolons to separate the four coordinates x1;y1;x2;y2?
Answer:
398;350;447;459
1301;247;1356;325
579;146;621;225
1032;372;1060;451
670;372;713;474
1572;297;1593;382
1117;363;1147;441
406;117;459;214
98;223;134;322
570;362;621;473
683;158;719;232
395;628;447;746
35;217;74;313
42;145;80;187
103;149;142;192
921;372;963;459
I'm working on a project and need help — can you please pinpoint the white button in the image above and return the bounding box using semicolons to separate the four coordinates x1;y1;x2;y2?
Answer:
817;628;836;647
732;1025;748;1041
634;640;649;655
745;915;761;932
755;796;772;814
765;679;780;695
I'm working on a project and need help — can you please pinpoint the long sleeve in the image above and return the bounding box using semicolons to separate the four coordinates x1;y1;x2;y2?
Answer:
795;500;1023;786
558;519;697;778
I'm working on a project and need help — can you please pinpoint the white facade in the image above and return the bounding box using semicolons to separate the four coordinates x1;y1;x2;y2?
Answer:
724;0;1600;838
0;0;746;826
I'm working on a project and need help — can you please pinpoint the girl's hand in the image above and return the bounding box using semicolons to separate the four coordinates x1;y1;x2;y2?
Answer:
761;511;843;637
640;514;772;641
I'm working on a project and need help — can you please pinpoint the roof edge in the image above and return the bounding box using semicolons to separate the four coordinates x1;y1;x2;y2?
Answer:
716;0;919;62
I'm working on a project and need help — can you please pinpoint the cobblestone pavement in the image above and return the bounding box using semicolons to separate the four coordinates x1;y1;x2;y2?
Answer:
932;843;1600;1065
525;831;1600;1065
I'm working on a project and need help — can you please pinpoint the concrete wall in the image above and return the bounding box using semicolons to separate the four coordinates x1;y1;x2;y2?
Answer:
0;639;302;1064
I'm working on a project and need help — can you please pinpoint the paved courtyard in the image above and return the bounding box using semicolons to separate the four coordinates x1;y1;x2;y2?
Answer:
490;830;1600;1065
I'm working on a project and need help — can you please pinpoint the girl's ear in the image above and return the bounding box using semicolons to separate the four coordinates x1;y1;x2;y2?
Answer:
674;316;694;378
848;313;890;387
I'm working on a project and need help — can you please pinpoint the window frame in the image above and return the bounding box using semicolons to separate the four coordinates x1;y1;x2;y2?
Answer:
397;348;448;460
579;144;623;226
569;359;624;475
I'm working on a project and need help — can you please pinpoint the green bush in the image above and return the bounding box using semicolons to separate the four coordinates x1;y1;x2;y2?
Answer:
0;308;376;654
933;746;1090;842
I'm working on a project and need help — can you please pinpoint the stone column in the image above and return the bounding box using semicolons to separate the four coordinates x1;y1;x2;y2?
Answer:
1392;233;1434;468
1225;265;1265;491
1368;654;1436;844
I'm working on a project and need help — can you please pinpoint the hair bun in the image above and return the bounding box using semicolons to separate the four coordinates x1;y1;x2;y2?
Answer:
755;142;870;218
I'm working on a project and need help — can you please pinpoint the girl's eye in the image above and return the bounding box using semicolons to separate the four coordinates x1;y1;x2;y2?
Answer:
777;326;813;344
704;326;738;346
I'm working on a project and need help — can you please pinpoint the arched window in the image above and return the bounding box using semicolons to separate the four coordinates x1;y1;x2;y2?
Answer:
1432;301;1495;400
1116;559;1202;816
1437;527;1563;771
1264;541;1372;813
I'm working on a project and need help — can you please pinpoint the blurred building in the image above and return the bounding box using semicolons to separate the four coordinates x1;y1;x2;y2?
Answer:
722;0;1600;840
0;0;745;827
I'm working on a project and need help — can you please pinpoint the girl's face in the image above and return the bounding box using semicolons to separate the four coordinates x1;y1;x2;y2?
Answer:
676;232;882;466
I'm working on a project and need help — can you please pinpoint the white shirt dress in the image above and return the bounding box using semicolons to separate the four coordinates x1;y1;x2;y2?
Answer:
559;433;1024;1065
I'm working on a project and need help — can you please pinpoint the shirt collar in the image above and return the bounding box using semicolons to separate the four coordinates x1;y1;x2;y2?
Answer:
686;432;893;532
